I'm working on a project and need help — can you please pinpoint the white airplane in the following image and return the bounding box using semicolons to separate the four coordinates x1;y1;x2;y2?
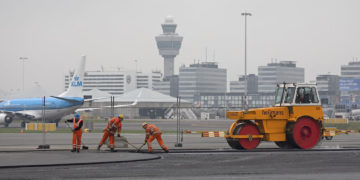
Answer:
0;56;140;127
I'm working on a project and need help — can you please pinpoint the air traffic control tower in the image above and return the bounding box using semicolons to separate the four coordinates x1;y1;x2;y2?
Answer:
155;16;183;80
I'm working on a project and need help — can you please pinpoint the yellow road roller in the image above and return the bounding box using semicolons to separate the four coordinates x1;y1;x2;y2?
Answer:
226;83;324;150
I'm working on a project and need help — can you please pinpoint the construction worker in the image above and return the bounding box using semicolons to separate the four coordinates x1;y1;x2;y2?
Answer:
66;113;83;153
97;114;124;152
142;122;169;153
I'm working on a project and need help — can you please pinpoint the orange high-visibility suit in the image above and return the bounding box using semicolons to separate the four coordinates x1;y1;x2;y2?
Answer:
99;117;121;149
71;117;83;150
144;124;168;152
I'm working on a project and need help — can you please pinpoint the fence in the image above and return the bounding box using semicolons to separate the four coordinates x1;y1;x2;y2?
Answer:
81;106;247;120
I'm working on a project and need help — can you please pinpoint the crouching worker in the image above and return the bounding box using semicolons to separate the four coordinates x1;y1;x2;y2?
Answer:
142;122;169;153
97;114;124;152
66;113;83;153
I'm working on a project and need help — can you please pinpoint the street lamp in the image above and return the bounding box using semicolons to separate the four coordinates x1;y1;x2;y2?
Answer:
241;12;251;113
19;57;28;92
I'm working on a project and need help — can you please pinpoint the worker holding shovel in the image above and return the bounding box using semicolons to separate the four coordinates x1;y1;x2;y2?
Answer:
66;113;83;153
97;114;123;152
142;122;169;153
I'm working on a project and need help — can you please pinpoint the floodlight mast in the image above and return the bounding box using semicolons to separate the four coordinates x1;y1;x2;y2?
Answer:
241;12;251;113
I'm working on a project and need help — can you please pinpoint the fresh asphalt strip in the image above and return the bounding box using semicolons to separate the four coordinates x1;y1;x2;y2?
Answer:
0;151;161;169
1;147;360;169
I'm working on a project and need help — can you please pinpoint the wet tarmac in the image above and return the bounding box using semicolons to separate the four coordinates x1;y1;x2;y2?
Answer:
0;151;160;168
1;149;360;180
0;120;360;179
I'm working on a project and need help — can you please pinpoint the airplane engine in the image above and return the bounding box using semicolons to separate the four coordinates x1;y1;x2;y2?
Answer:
0;113;13;127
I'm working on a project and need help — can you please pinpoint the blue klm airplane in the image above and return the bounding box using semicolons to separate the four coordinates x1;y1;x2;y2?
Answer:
0;56;87;127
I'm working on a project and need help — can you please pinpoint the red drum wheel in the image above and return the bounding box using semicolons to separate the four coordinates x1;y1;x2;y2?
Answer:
237;123;261;150
291;117;321;149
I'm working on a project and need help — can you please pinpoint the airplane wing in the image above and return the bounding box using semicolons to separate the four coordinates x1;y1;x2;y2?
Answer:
75;107;101;112
84;97;110;102
52;95;111;104
105;100;138;108
74;89;143;111
74;100;136;112
105;89;143;108
75;97;111;112
111;102;137;108
50;96;83;103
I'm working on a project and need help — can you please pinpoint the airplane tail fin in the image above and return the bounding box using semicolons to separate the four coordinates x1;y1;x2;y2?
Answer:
59;56;86;97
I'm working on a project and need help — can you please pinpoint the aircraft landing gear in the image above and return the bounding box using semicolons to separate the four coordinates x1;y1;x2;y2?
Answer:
21;121;26;128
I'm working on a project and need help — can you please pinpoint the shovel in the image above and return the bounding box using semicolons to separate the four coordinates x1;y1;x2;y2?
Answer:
136;142;146;152
124;141;140;150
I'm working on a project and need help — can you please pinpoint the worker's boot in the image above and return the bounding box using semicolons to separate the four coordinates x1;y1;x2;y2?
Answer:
110;148;117;152
163;149;169;153
97;145;101;151
71;148;76;152
77;148;80;153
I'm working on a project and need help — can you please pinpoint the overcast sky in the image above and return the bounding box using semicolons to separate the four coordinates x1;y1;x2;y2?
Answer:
0;0;359;95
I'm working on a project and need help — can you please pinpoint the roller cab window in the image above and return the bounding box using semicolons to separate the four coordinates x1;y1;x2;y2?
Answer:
295;87;319;104
284;87;296;103
275;87;284;104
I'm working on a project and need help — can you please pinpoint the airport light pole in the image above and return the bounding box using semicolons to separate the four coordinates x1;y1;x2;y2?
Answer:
241;12;251;113
19;57;28;92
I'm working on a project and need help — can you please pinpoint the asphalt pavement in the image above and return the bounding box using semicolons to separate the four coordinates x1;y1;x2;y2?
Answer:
0;150;360;180
1;120;360;179
0;151;160;168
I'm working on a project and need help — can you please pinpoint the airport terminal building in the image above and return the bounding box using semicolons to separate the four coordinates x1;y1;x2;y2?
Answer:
179;62;227;103
258;61;304;93
65;70;162;95
230;74;258;94
339;61;360;108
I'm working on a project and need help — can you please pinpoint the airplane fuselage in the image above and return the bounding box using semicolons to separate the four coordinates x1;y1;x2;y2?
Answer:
0;97;83;120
